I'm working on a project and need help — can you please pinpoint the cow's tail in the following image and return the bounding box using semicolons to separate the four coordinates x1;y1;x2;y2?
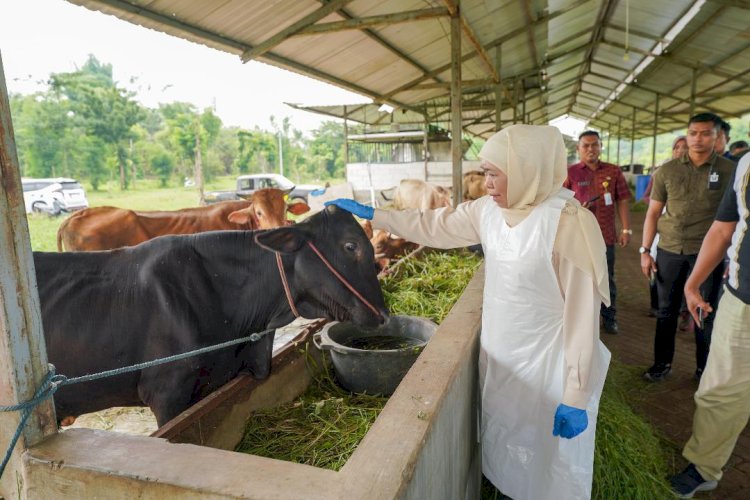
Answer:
56;215;71;252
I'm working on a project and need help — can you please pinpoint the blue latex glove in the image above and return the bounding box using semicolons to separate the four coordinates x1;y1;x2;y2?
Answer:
324;198;374;220
310;188;326;196
552;403;588;439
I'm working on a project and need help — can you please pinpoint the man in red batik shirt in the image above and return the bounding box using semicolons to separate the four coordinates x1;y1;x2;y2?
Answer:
564;130;632;334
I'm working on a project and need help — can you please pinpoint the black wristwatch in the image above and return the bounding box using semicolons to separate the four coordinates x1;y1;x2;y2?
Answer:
638;246;651;254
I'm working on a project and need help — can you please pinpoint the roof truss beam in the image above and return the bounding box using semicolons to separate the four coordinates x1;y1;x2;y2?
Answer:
296;7;449;35
241;0;355;62
443;0;500;83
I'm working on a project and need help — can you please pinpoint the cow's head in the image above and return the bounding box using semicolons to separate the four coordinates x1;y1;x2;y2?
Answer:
255;205;388;327
228;188;310;229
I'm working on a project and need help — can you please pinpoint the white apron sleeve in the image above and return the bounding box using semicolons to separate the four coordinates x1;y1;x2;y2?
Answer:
371;198;484;249
553;252;600;409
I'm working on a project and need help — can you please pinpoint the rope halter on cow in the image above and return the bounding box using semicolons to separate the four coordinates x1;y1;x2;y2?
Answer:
273;241;383;321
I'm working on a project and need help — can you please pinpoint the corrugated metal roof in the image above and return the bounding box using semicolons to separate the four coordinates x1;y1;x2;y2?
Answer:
67;0;750;139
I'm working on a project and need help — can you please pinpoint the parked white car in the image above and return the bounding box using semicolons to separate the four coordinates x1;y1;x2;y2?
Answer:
22;178;89;216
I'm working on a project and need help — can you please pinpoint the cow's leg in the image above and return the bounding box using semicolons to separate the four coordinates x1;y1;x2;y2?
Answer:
138;365;197;427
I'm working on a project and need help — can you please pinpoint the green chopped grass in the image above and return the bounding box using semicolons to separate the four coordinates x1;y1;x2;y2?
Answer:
592;360;677;500
380;249;483;323
235;359;388;471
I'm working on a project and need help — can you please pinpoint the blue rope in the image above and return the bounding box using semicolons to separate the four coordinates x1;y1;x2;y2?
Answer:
0;329;272;479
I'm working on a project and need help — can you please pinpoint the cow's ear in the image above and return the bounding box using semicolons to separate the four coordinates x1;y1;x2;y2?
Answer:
228;207;253;225
287;201;310;216
254;226;309;254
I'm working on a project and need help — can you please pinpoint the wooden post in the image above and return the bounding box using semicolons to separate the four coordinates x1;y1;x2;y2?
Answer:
0;51;57;496
652;94;660;168
450;7;463;206
495;45;502;131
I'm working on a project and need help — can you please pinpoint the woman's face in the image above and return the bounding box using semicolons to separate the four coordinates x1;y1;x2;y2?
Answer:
672;139;688;159
481;161;508;208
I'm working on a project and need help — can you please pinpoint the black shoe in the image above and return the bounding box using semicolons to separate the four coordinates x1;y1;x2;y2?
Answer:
670;463;717;498
694;368;704;381
643;363;672;382
602;319;619;335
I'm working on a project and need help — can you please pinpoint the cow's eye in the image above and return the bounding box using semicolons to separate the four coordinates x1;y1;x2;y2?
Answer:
344;242;358;252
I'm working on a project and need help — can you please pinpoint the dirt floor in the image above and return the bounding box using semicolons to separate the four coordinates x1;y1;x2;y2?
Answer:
605;211;749;499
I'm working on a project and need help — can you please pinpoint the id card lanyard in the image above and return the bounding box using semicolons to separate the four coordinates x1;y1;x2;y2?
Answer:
603;178;613;205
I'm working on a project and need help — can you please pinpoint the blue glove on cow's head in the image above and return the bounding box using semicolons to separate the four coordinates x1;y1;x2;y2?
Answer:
552;403;588;439
324;198;374;220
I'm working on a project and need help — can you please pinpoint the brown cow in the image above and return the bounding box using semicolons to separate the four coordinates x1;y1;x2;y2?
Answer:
391;179;452;210
370;229;419;271
57;188;309;251
463;170;487;201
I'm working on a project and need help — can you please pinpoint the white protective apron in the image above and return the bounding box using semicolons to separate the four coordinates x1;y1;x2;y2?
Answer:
479;189;610;500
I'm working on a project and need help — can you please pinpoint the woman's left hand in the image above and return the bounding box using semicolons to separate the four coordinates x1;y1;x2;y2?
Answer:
553;403;588;439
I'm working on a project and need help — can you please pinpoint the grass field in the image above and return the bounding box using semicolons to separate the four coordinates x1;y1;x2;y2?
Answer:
27;175;248;252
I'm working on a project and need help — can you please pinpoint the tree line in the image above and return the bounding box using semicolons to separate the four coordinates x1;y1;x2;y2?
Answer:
9;55;348;192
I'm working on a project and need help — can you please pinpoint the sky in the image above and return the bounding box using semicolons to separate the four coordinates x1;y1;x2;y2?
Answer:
0;0;370;133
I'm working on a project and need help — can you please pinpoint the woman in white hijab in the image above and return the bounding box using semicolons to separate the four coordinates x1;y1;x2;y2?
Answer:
326;124;610;499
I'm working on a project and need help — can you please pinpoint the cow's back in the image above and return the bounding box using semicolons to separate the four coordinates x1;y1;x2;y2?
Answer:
393;179;451;210
134;200;253;236
58;201;255;252
59;206;149;251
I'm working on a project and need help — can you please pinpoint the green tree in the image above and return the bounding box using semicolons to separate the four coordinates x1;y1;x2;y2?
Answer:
307;120;345;179
235;128;277;174
49;55;143;190
150;149;175;187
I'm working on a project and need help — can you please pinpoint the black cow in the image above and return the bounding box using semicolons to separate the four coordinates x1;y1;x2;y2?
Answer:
35;206;387;427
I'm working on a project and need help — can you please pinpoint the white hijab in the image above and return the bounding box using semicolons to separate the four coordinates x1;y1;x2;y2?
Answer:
479;124;610;305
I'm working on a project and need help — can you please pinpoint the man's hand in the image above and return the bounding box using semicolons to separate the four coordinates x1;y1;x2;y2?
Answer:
640;253;657;279
324;198;374;220
685;284;712;325
618;232;631;247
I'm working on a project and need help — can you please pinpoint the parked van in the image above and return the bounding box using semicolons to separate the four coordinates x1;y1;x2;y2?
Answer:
22;178;89;216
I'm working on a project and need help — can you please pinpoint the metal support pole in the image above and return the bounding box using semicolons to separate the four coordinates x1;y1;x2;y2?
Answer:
652;94;660;168
450;6;463;206
606;129;611;162
521;83;526;124
629;106;636;167
689;68;697;118
343;105;349;165
423;115;429;181
616;117;622;166
495;45;502;131
0;51;57;496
